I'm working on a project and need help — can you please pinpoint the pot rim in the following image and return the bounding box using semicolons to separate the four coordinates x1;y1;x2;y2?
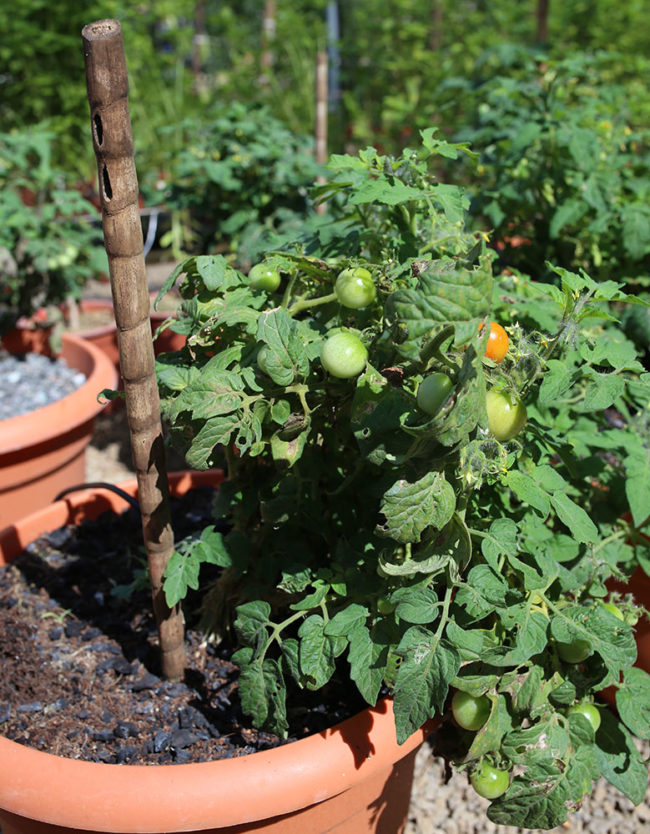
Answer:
0;471;436;832
0;332;118;455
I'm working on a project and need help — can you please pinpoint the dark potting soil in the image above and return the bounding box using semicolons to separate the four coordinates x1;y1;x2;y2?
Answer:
0;351;86;420
0;486;366;765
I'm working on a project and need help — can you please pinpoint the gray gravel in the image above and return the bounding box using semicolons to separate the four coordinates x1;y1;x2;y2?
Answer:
0;352;86;420
406;740;650;834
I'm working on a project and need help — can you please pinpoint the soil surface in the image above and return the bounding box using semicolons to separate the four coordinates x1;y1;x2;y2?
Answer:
0;487;365;766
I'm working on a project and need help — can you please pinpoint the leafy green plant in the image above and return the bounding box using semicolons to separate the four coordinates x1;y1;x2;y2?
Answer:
154;133;650;830
452;51;650;287
151;103;323;269
0;127;107;337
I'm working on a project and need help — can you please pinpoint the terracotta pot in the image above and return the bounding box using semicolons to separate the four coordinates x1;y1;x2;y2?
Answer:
76;298;186;371
0;471;434;834
0;333;118;530
1;320;55;357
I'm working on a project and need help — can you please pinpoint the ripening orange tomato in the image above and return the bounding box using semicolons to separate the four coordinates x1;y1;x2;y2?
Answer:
480;321;509;363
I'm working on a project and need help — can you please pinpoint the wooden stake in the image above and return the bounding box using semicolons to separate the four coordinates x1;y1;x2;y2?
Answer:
81;19;185;681
315;51;328;216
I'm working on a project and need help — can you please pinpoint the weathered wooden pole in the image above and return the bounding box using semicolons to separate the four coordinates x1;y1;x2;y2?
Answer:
315;51;328;216
81;19;185;681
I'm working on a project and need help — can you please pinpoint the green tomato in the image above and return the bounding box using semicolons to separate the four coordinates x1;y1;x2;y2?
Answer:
485;389;527;442
248;263;281;292
257;346;270;374
471;761;510;800
451;690;491;731
334;267;376;309
557;638;591;664
417;372;453;416
377;598;396;615
601;601;625;621
567;702;601;732
320;331;368;379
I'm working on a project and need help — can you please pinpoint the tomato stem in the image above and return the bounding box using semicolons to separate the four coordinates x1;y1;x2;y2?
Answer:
288;292;337;316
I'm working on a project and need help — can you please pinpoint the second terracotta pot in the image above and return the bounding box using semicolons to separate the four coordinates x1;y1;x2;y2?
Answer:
0;332;117;529
77;298;186;369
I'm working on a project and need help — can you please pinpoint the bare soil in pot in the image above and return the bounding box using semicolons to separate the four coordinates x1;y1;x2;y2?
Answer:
0;486;369;766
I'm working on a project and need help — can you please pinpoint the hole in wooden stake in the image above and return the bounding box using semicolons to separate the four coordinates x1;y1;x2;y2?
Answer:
102;165;113;200
93;113;103;145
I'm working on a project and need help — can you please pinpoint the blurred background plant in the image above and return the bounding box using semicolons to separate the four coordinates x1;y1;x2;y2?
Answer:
1;0;648;348
0;128;107;337
146;103;323;270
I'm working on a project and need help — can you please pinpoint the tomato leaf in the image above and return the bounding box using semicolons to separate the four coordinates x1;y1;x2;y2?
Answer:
379;471;456;543
298;614;337;689
347;624;386;705
393;626;460;743
595;709;649;804
616;667;650;739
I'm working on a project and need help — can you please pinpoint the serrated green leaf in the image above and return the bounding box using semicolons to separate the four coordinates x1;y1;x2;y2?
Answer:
194;527;232;567
237;656;288;735
386;257;492;359
550;492;598;544
505;470;551;516
256;307;310;385
298;614;336;689
234;600;272;647
393;587;439;625
595;709;648;804
616;667;650;739
485;608;549;666
348;624;385;705
379;515;470;579
324;604;369;636
455;565;509;620
379;471;456;543
538;360;579;406
393;627;460;743
582;372;626;411
481;518;518;571
624;449;650;529
186;413;240;469
162;549;201;607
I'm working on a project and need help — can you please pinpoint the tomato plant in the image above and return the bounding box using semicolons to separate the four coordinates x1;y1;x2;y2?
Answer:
334;267;376;309
471;761;510;800
156;134;650;833
567;702;601;732
452;690;491;731
480;320;509;363
485;389;527;442
417;372;453;416
248;263;281;292
320;331;368;378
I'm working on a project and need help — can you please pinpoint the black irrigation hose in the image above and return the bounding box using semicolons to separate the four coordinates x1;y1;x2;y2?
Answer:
53;482;140;511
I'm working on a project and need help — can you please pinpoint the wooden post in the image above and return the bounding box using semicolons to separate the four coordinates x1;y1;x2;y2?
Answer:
81;19;185;681
261;0;277;73
315;51;328;215
430;0;443;51
536;0;550;44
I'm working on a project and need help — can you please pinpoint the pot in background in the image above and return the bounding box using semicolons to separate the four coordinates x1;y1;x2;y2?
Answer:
0;332;117;529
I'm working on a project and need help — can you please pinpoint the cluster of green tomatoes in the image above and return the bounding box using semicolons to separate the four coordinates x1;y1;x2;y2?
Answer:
450;689;602;800
248;261;528;443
